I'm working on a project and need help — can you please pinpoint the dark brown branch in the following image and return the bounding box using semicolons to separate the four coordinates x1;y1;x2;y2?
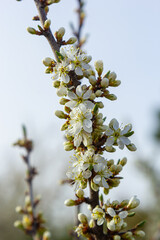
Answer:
33;0;60;61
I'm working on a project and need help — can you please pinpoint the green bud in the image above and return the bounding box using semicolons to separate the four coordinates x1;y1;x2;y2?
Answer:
64;106;71;114
120;157;127;166
101;78;109;88
76;189;84;198
64;199;76;206
56;27;65;41
106;93;117;101
61;122;68;131
107;159;114;167
53;80;60;88
105;146;116;152
113;235;121;240
89;75;97;85
89;219;95;228
96;101;104;108
63;141;74;151
43;57;54;66
55;110;67;119
66;37;77;44
27;27;37;35
59;98;69;105
110;80;121;87
122;231;132;238
134;230;145;237
109;72;117;81
119;199;129;208
103;188;109;195
44;19;51;29
126;143;137;151
94;60;103;76
95;90;103;97
108;178;120;187
78;213;88;224
91;180;99;192
115;164;122;174
89;93;96;100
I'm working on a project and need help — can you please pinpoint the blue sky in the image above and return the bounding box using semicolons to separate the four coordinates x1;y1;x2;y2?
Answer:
0;0;160;209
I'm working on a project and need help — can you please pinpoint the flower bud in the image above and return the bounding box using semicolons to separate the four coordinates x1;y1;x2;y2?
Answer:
107;159;114;166
44;19;51;29
97;101;104;108
113;235;121;240
127;196;140;209
53;80;60;88
14;220;23;228
89;75;97;85
27;27;37;35
119;199;129;208
101;78;109;88
47;0;60;4
78;213;88;224
122;232;132;238
94;60;103;76
120;157;127;166
25;196;31;206
89;93;96;100
115;164;122;174
126;143;137;151
134;230;145;237
103;187;109;195
110;80;121;87
76;189;84;198
63;141;74;151
105;146;116;152
95;90;103;97
56;27;65;41
109;72;117;81
89;219;95;228
55;110;67;119
66;37;77;44
15;206;23;213
43;57;54;66
22;215;31;228
45;67;53;74
106;93;117;101
43;231;51;240
64;199;76;206
61;122;68;131
59;98;69;105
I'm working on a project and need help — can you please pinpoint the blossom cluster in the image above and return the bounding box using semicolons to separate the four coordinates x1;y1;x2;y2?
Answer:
43;42;143;239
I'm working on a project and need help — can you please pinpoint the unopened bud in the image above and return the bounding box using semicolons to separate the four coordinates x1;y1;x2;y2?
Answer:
27;27;37;35
64;199;76;206
44;19;51;29
59;98;69;105
89;75;97;85
43;57;54;66
61;122;68;131
94;60;103;76
122;231;132;238
78;213;88;224
66;37;77;44
25;196;31;206
109;72;117;81
55;110;67;119
127;196;140;209
115;164;122;174
43;231;51;240
134;230;145;237
56;27;65;41
53;80;60;88
89;219;95;228
120;199;129;208
96;101;104;108
120;157;127;166
14;220;22;228
126;143;137;151
76;189;84;198
15;206;23;213
63;141;74;151
106;93;117;101
105;146;116;152
89;93;96;100
95;90;103;97
101;78;109;88
113;235;121;240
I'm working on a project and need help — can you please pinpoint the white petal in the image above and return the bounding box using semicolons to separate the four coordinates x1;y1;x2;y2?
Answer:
121;124;132;135
107;220;116;231
84;101;95;110
74;134;82;147
76;85;83;97
83;89;92;99
105;127;114;136
74;122;82;134
83;119;92;129
75;67;83;76
97;218;104;226
68;91;77;100
107;208;116;217
62;74;70;83
106;136;115;146
93;175;101;184
83;170;92;179
65;100;77;108
102;177;109;188
117;139;124;150
119;211;128;219
110;118;119;130
119;136;131;145
84;111;92;120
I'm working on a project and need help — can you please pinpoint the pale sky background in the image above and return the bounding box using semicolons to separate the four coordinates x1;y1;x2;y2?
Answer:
0;0;160;222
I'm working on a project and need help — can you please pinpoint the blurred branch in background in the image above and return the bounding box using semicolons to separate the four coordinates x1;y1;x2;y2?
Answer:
136;110;160;240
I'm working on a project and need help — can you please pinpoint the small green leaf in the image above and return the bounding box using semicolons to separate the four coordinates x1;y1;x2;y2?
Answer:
103;70;110;79
136;220;146;228
56;51;64;62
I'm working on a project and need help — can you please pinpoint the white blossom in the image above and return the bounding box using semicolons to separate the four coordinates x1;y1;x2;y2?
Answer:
107;207;128;231
92;206;105;226
105;118;133;150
